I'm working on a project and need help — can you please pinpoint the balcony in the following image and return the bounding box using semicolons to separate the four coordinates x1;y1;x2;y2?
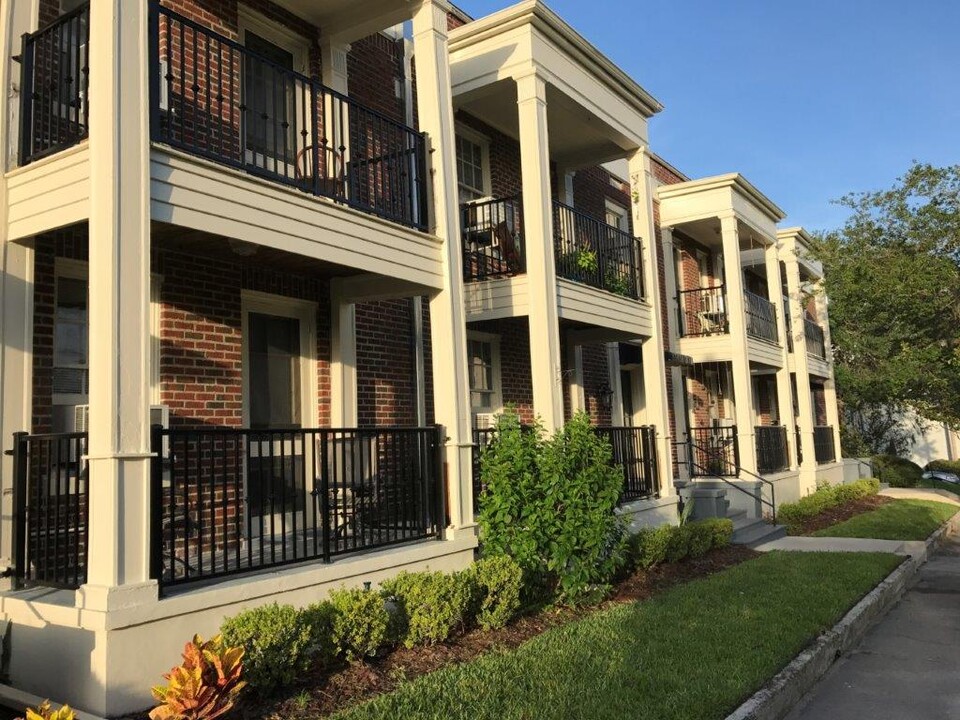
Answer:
813;425;837;465
472;425;660;505
10;426;445;593
755;425;789;474
744;291;779;344
804;319;827;360
678;285;728;337
459;197;643;300
16;2;428;231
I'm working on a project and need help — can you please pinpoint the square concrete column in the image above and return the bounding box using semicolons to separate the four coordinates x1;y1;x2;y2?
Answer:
516;71;564;431
412;0;474;530
719;213;758;475
783;248;817;487
630;149;675;494
764;243;798;469
330;279;358;427
80;0;155;603
814;279;843;456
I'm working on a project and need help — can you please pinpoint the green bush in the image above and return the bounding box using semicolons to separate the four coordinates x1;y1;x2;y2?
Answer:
329;587;390;661
478;411;626;603
467;555;524;631
926;459;960;475
778;479;881;532
220;603;317;695
872;455;923;488
381;570;474;647
629;518;733;570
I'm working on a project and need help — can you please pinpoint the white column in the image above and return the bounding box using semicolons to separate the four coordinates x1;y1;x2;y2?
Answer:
320;40;351;181
567;342;584;414
719;213;758;475
630;149;675;494
815;279;842;457
412;0;474;531
330;280;357;427
783;246;816;486
81;0;154;605
516;71;564;430
764;243;797;469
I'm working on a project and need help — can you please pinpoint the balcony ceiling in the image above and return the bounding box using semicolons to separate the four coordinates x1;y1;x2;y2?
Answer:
456;80;634;170
273;0;410;41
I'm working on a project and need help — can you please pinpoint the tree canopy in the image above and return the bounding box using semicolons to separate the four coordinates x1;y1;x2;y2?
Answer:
811;163;960;454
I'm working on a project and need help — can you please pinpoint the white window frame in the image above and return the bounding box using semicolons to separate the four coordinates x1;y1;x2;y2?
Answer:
604;199;629;233
455;124;492;202
467;330;502;415
240;290;318;430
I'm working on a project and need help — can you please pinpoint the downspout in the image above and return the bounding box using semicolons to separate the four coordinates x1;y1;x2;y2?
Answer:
400;29;427;426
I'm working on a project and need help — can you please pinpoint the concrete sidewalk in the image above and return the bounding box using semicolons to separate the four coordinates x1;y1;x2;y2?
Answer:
784;535;960;720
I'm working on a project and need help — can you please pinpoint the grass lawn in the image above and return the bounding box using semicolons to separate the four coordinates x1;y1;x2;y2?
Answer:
811;499;958;541
332;552;901;720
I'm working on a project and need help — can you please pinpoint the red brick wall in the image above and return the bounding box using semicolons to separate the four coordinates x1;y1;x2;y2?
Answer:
571;167;632;233
348;33;405;124
579;343;612;426
355;299;421;427
811;381;828;426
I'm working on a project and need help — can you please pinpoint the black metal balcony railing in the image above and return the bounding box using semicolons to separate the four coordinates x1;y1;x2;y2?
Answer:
9;432;89;590
17;3;90;166
688;425;739;477
9;426;444;593
804;319;827;360
813;425;836;464
677;286;729;337
594;426;660;502
783;297;794;353
744;290;779;343
150;426;444;593
461;196;525;281
472;425;660;505
755;425;789;474
149;3;427;230
553;201;644;299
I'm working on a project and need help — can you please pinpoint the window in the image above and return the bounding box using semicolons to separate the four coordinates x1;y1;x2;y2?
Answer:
53;266;88;407
604;200;629;233
467;333;501;413
247;312;302;429
455;127;490;203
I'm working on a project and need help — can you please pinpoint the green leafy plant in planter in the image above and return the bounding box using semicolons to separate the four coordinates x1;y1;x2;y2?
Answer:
603;268;632;297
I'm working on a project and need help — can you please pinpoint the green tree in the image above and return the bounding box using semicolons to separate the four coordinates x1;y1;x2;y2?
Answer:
811;163;960;453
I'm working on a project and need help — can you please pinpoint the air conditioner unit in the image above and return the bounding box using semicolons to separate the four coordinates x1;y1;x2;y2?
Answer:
474;413;497;430
74;404;170;433
714;417;736;430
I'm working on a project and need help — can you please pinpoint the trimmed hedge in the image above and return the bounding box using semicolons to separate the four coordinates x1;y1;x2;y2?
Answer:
629;518;733;570
779;478;881;533
381;570;474;648
872;455;923;488
926;459;960;475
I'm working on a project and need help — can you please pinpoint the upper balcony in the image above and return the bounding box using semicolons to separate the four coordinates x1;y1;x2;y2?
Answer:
8;0;445;291
450;1;662;340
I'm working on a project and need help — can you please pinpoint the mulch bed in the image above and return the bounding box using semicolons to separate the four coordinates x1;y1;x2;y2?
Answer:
246;544;760;720
791;494;894;536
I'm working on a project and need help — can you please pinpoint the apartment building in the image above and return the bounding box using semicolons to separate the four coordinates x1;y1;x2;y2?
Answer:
0;0;856;713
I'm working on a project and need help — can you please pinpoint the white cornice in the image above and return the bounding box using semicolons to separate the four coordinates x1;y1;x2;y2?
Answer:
449;0;663;119
657;173;786;224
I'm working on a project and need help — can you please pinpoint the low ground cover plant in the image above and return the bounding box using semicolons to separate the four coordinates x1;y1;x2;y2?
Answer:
778;479;880;533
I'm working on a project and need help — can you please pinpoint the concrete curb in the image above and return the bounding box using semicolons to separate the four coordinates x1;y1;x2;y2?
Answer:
725;508;960;720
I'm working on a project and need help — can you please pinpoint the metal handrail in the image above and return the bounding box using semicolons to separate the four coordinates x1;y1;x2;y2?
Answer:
686;439;777;524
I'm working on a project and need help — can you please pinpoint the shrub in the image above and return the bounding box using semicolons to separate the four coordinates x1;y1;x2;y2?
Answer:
21;702;75;720
926;459;960;475
778;479;881;532
478;411;626;603
871;454;923;488
150;634;246;720
381;570;474;647
220;604;316;695
629;518;732;570
329;586;390;661
467;555;524;630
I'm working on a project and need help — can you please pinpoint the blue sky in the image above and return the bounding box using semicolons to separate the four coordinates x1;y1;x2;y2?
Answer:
455;0;960;231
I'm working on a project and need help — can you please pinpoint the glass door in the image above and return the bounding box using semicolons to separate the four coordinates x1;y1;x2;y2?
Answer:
243;31;297;174
246;311;305;540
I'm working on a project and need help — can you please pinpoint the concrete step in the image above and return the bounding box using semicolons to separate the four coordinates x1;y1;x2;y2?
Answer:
727;509;748;524
732;520;787;546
